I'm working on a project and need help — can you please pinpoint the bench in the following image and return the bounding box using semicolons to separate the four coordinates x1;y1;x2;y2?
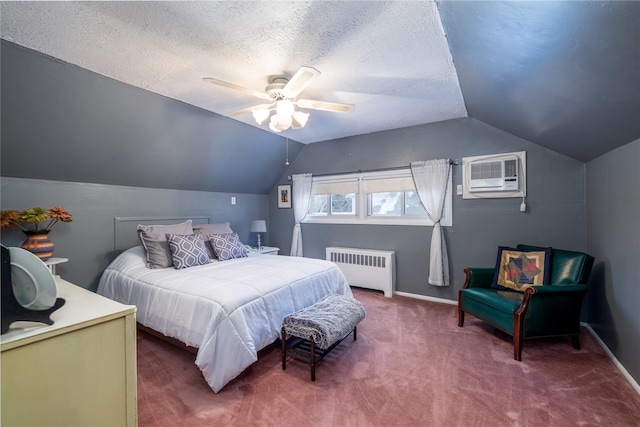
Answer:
281;294;366;381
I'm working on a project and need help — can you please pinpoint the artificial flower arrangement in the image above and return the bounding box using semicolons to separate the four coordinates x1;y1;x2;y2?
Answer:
1;207;73;232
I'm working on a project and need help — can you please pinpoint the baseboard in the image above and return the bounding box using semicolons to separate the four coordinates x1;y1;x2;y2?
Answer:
391;293;639;395
394;291;458;306
581;322;640;395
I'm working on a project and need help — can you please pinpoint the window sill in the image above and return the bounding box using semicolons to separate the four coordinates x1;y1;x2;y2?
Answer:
302;217;451;227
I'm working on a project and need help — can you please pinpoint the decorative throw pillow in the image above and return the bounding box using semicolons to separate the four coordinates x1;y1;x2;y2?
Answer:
208;233;249;261
137;220;194;268
491;246;552;292
193;223;234;259
166;233;210;269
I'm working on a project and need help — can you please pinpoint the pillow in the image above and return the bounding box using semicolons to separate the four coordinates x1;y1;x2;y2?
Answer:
193;223;234;259
208;233;249;261
166;233;210;269
491;246;552;292
193;222;234;235
137;220;193;268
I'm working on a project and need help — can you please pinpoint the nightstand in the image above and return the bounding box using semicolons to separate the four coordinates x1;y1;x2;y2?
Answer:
252;246;280;255
44;257;68;276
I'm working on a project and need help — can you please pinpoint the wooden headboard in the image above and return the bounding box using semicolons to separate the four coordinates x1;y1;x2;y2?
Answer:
113;216;211;253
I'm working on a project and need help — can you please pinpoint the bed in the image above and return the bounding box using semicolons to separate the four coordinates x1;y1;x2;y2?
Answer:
97;217;351;393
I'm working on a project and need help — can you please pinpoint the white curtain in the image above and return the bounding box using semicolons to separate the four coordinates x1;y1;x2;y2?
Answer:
411;159;451;286
290;173;313;257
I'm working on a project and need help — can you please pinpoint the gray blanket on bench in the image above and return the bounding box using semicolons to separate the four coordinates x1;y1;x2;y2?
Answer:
282;295;366;349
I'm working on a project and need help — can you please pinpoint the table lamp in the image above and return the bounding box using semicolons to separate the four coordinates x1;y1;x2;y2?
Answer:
250;220;267;249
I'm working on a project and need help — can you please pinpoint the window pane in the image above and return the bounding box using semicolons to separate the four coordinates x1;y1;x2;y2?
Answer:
331;194;356;215
308;195;328;215
405;191;427;215
369;192;401;216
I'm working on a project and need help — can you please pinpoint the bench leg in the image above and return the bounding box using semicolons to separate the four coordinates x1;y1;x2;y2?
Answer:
310;338;316;381
281;327;287;371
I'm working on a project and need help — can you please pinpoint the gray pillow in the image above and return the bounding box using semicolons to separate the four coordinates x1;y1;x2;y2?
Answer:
137;220;194;268
166;233;210;269
194;223;234;259
208;233;249;261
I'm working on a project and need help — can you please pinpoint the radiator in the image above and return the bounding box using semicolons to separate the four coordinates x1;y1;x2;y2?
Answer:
326;247;396;298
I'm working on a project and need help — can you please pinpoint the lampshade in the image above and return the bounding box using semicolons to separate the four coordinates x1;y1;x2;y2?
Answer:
250;220;267;233
292;110;309;128
252;108;270;125
269;113;292;132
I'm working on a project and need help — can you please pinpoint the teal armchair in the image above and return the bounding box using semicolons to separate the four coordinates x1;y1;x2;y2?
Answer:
458;245;594;361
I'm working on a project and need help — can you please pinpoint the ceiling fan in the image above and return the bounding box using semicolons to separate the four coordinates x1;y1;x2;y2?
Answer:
203;66;354;132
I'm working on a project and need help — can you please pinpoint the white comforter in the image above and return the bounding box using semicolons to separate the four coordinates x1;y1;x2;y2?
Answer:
97;246;351;392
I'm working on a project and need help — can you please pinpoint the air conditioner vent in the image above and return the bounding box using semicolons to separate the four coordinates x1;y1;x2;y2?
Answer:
462;151;526;199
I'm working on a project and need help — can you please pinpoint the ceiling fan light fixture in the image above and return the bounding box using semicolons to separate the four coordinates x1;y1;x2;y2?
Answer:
252;107;270;125
268;121;281;132
269;113;292;132
207;66;352;134
292;110;309;128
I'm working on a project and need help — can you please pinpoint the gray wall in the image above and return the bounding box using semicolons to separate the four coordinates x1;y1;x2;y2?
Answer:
269;117;586;302
585;139;640;383
437;0;640;162
1;40;303;195
1;177;269;291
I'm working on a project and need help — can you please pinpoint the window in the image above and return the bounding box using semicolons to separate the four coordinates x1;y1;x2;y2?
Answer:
368;191;427;217
304;169;452;226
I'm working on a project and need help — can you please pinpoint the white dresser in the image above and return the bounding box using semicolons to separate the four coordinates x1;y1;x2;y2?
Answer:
1;278;137;426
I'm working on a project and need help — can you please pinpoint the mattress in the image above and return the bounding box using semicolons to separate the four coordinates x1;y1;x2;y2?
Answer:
97;246;351;392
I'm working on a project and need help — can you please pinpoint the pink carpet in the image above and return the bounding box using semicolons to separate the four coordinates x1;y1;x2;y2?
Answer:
137;288;640;426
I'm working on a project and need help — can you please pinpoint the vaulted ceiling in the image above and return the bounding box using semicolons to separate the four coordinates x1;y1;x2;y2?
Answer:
1;1;638;163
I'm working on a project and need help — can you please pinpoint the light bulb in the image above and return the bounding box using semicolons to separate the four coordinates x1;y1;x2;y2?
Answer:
276;100;295;117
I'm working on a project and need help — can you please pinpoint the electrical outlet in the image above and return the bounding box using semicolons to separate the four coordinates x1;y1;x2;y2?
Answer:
231;197;236;205
456;184;463;196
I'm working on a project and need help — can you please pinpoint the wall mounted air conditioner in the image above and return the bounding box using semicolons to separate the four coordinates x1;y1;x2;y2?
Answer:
468;156;519;192
462;151;526;199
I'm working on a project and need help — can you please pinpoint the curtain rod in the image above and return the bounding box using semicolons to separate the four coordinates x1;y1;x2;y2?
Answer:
287;159;459;181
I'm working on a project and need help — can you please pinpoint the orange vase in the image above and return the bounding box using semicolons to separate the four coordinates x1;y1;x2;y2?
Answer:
21;230;54;261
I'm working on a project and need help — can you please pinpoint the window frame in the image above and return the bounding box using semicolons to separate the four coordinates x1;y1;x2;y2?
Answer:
303;168;453;226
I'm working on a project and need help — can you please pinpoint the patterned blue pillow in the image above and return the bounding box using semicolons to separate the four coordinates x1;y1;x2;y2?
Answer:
208;233;249;261
165;233;210;269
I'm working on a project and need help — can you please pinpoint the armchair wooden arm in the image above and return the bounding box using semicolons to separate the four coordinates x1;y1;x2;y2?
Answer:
462;267;495;289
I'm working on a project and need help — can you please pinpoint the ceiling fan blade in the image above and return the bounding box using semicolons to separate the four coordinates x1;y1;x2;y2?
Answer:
203;77;271;100
282;66;321;98
228;103;273;116
297;99;355;113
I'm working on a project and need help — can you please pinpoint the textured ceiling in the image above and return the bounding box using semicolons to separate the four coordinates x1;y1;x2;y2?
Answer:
0;1;467;144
